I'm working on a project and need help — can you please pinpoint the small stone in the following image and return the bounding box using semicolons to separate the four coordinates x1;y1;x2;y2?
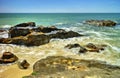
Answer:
0;52;18;64
19;60;30;69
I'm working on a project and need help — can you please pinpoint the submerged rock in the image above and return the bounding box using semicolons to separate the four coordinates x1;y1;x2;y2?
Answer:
0;52;18;64
18;60;30;69
84;20;116;26
24;56;120;78
65;43;80;49
79;46;87;53
86;43;107;52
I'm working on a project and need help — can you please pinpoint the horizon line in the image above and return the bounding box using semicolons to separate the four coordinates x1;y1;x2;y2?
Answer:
0;12;120;13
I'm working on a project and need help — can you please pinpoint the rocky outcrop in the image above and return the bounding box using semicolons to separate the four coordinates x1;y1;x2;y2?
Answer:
0;34;51;46
26;34;50;46
24;56;120;78
86;43;107;52
0;52;18;64
65;43;107;53
32;26;63;33
84;20;116;26
14;22;36;27
49;31;83;39
9;27;31;38
18;60;30;69
0;22;83;46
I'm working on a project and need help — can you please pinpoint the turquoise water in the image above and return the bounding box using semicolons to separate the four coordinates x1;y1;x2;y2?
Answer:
0;13;120;65
0;13;120;26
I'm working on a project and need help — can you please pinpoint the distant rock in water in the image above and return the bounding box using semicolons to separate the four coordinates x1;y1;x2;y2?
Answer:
0;52;18;64
84;20;116;26
23;56;120;78
14;22;36;27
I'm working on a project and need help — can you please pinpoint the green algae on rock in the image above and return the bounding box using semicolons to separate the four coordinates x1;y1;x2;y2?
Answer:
24;56;120;78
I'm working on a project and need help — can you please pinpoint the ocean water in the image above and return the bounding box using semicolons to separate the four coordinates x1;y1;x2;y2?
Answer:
0;13;120;78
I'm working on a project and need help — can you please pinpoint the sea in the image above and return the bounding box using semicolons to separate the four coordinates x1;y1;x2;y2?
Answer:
0;13;120;78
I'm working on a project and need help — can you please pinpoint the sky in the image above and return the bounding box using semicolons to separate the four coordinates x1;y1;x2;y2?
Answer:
0;0;120;13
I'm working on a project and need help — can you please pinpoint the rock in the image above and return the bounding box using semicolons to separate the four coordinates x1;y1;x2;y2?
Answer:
0;52;18;64
24;56;120;78
1;22;83;46
86;43;98;49
79;46;87;53
86;43;107;52
0;34;50;46
84;20;116;26
18;60;30;69
9;27;31;38
14;22;36;27
26;34;50;46
32;26;62;33
8;25;63;38
0;31;82;46
49;31;83;39
65;43;87;53
65;43;80;49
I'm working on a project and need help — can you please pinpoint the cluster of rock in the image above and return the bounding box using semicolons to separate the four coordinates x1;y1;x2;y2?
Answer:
24;56;120;78
84;20;116;26
0;22;83;46
0;52;30;69
65;43;107;53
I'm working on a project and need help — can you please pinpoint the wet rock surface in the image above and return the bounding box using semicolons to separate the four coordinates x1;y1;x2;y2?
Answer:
24;56;120;78
0;52;18;64
84;20;116;26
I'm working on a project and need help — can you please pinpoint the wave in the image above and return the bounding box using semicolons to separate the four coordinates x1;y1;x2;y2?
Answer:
0;25;12;28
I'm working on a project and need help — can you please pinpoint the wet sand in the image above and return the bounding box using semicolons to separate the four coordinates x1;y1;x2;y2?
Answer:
0;64;32;78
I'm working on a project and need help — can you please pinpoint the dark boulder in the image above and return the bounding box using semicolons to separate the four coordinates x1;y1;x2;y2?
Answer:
14;22;36;27
49;31;83;39
26;34;50;46
9;27;31;38
84;20;116;26
32;26;62;33
0;52;18;64
0;34;50;46
18;60;30;69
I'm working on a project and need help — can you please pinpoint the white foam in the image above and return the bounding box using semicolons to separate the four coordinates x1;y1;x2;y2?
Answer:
54;22;64;25
1;25;11;28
